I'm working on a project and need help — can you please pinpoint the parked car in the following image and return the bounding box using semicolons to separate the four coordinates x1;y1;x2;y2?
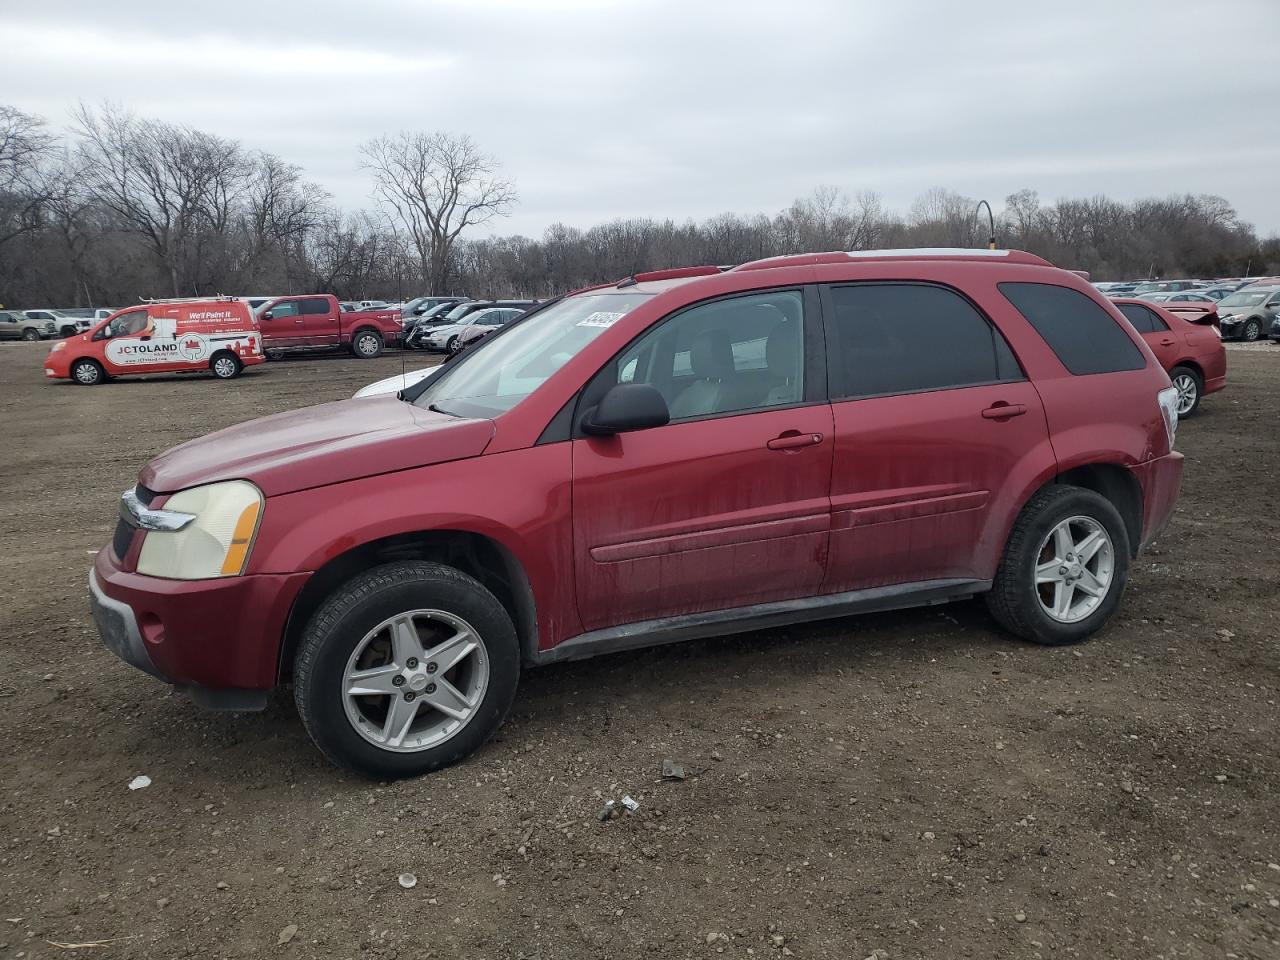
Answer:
1213;287;1280;341
401;296;467;319
1133;280;1196;294
1137;292;1216;305
401;298;471;346
23;309;88;338
1198;287;1235;301
89;248;1184;777
353;364;445;399
256;294;401;359
420;301;536;352
403;300;483;348
449;307;527;354
0;309;56;340
44;298;264;385
1112;298;1225;417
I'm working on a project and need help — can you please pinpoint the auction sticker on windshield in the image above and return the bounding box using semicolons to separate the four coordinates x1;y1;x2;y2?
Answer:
577;312;625;328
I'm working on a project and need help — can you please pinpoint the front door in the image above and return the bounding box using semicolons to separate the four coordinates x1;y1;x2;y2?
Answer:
260;299;305;347
571;288;834;631
820;281;1051;593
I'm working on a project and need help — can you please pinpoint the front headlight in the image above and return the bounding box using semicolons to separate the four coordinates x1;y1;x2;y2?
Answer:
136;480;263;579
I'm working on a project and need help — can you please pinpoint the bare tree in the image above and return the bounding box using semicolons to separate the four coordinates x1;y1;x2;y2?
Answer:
360;132;516;294
0;105;56;249
74;103;249;295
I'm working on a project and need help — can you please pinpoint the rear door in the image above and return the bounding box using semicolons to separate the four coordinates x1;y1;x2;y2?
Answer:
299;296;339;347
571;287;833;631
1116;302;1179;371
821;281;1050;593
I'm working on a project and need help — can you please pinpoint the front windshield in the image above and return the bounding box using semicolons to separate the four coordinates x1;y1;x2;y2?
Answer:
442;303;478;322
415;292;652;419
1219;291;1269;308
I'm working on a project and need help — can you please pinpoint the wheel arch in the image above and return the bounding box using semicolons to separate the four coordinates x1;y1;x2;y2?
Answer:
277;529;539;682
1010;462;1144;560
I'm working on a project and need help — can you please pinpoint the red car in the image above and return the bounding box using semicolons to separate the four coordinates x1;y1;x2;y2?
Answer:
256;294;401;359
91;249;1184;777
1112;298;1226;417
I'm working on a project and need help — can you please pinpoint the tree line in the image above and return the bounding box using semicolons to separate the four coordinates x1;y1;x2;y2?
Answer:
2;103;1277;309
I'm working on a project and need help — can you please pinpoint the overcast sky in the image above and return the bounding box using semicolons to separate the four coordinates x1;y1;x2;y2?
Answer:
4;0;1279;237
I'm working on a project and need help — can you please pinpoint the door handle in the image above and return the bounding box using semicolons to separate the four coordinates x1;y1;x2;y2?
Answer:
981;402;1027;420
1159;338;1175;346
295;319;305;324
767;431;823;451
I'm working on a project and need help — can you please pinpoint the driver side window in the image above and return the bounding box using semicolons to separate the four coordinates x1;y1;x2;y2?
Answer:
269;300;301;319
605;290;806;421
101;310;148;339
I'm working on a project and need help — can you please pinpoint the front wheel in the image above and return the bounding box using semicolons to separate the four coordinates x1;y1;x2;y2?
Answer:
70;358;105;385
1170;365;1202;418
293;561;520;778
985;485;1131;646
445;335;460;353
352;330;383;358
1242;319;1261;342
210;351;243;380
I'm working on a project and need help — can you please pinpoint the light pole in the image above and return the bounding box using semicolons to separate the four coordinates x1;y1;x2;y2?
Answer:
975;200;996;250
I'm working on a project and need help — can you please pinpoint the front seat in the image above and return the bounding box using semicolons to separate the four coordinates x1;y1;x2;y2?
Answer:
761;320;800;406
670;329;734;419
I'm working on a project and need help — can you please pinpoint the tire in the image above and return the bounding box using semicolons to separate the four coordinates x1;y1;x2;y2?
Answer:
21;328;39;341
1242;318;1261;342
293;561;520;779
1169;365;1203;418
985;485;1131;646
60;326;77;338
351;329;383;358
210;351;242;380
70;358;105;386
446;335;459;353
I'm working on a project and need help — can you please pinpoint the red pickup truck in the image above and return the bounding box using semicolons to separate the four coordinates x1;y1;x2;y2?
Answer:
257;295;401;359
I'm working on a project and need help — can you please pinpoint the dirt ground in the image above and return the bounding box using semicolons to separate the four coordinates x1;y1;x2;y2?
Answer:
1;340;1279;960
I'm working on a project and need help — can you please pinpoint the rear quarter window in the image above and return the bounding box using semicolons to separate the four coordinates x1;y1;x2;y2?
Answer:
999;282;1145;375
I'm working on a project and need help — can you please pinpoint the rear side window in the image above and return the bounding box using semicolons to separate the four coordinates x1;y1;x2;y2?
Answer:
1117;303;1168;333
827;283;1022;400
1000;282;1145;375
301;298;331;315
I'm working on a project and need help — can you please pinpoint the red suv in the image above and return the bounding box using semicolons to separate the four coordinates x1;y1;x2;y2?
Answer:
90;249;1184;778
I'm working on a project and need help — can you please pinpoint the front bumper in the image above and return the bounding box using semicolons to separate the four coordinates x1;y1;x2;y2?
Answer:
89;547;310;708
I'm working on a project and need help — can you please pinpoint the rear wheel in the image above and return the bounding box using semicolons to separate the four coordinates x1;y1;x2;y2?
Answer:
293;561;520;778
1242;318;1261;342
210;351;243;380
70;359;105;386
21;328;39;341
352;329;383;358
986;485;1130;646
1170;365;1202;418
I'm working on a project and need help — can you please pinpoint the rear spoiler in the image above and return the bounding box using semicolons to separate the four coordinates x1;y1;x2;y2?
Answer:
1163;302;1219;325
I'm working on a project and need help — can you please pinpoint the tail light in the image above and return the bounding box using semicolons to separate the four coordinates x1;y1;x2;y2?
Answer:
1157;385;1179;450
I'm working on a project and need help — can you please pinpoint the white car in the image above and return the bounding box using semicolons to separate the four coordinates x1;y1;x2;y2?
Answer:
24;309;90;337
352;364;443;399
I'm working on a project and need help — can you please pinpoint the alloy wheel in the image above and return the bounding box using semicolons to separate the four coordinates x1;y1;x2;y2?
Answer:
342;609;490;753
1173;373;1198;415
357;334;380;356
213;357;238;378
1034;516;1115;624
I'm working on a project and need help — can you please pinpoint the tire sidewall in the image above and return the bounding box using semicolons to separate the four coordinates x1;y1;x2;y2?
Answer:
353;331;382;358
72;360;102;385
211;352;241;379
22;329;39;341
1244;319;1260;341
296;564;520;778
1010;489;1131;645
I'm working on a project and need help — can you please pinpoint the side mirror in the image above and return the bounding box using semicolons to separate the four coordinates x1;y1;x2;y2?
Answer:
581;383;670;436
261;310;274;320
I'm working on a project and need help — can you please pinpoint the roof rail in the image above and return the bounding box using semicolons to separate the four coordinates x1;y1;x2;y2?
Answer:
616;265;724;288
733;248;1053;272
140;295;242;304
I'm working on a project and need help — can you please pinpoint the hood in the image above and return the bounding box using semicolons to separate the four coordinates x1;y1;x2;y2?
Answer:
139;397;494;497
